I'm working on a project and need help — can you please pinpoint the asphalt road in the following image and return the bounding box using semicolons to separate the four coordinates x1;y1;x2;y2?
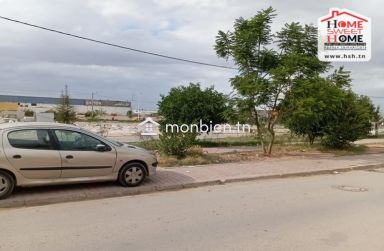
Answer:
1;169;384;251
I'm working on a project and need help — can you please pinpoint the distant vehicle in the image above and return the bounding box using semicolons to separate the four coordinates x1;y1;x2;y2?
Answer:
0;122;157;199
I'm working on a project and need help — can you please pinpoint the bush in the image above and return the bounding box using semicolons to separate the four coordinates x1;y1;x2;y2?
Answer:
158;132;196;158
321;92;373;148
84;110;105;118
24;109;34;117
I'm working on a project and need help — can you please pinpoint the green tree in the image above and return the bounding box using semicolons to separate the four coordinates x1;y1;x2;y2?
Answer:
158;83;228;157
55;85;76;124
322;92;373;148
283;72;375;148
327;66;352;89
281;77;331;144
158;83;228;127
215;8;328;154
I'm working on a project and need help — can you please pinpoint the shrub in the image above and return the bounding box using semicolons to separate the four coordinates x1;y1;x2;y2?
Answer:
321;92;373;148
158;132;196;158
24;109;34;117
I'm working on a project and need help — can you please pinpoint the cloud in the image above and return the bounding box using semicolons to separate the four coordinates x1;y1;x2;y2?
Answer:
0;0;382;109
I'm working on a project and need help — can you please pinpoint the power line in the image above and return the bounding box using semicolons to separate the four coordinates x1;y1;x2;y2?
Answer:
0;15;237;70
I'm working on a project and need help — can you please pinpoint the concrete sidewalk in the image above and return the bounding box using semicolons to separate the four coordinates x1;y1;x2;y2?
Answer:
1;153;384;208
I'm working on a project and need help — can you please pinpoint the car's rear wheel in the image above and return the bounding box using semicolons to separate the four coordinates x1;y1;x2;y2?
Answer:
118;163;146;187
0;171;15;200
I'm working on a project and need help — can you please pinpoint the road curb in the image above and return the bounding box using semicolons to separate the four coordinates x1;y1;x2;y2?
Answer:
222;163;384;184
2;163;383;208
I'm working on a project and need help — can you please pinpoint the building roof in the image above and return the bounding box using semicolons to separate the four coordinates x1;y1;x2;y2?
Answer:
0;95;131;107
0;95;85;105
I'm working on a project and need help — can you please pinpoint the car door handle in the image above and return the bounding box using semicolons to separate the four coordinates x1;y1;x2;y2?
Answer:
65;155;74;159
12;154;22;159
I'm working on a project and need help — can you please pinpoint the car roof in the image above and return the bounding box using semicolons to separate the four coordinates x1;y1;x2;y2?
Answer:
0;122;80;130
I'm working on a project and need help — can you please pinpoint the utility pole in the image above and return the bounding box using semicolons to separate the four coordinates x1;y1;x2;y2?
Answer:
137;93;140;121
91;92;94;116
91;92;97;117
130;94;135;119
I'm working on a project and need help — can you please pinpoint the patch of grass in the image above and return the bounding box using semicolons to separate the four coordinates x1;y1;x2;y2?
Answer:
131;134;308;150
158;153;222;167
197;139;260;147
131;135;371;168
272;142;319;153
275;142;369;155
157;143;372;167
273;134;308;145
197;134;307;148
318;144;368;156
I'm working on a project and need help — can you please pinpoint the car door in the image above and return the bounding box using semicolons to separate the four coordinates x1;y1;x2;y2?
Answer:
53;129;117;178
3;129;61;179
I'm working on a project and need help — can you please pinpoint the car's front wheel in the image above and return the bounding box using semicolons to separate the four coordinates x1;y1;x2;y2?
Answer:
0;171;15;200
118;163;146;187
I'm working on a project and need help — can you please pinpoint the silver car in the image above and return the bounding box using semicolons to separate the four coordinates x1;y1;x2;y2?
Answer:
0;122;157;199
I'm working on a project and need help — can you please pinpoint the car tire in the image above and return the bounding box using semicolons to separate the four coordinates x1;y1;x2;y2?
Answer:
0;171;15;200
118;162;146;187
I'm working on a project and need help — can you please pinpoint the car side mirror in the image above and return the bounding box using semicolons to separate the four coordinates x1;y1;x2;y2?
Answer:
96;144;107;152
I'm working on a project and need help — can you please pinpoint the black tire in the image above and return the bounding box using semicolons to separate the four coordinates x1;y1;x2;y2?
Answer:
0;171;15;200
118;162;146;187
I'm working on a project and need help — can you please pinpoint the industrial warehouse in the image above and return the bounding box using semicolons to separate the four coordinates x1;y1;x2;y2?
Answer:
0;94;132;121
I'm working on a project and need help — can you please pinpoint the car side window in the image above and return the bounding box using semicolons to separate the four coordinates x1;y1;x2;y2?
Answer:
54;130;108;151
8;129;54;150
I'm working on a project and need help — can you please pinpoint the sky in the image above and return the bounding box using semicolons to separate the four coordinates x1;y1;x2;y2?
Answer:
0;0;383;110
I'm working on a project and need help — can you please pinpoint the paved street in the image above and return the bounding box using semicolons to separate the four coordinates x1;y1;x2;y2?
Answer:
1;169;384;251
1;153;384;207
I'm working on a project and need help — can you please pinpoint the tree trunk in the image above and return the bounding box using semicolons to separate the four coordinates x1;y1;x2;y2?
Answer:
253;107;267;154
267;116;277;155
308;135;315;145
255;122;267;154
267;129;275;155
